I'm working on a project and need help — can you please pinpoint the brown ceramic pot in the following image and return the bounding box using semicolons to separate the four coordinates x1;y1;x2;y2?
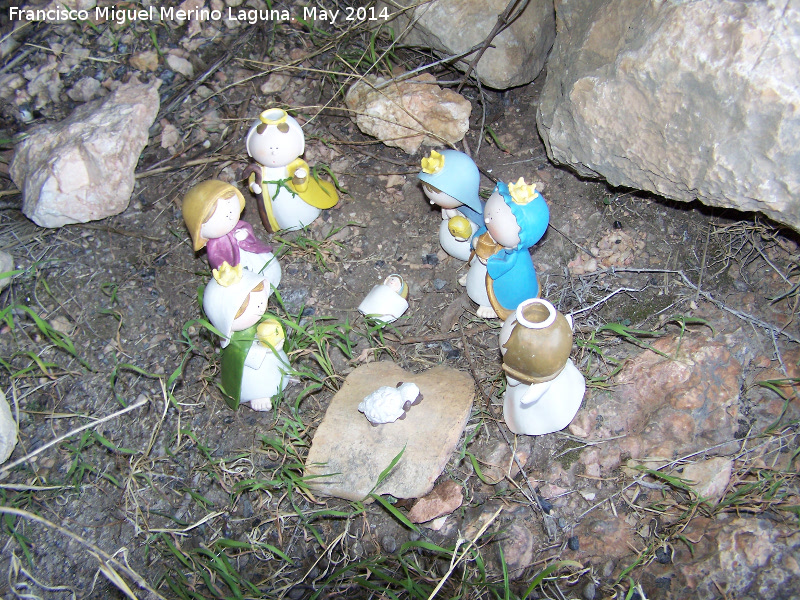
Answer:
500;299;573;384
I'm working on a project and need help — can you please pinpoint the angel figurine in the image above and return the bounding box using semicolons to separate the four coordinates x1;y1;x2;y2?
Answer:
245;107;338;232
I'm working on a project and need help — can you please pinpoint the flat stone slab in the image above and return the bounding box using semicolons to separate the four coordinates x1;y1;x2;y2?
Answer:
305;362;474;501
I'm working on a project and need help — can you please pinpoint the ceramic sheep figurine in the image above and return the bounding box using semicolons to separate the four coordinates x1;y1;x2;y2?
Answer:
358;382;423;426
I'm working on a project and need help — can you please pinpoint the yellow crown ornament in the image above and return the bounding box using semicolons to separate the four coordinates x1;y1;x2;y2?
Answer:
420;149;445;175
212;261;243;287
508;177;539;205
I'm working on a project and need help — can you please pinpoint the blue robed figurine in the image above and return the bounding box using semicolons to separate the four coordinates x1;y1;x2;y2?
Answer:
479;178;549;319
418;149;484;262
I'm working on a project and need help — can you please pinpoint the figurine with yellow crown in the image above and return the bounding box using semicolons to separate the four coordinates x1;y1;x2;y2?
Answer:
203;262;290;411
182;179;282;288
468;178;549;319
418;149;483;262
245;107;339;232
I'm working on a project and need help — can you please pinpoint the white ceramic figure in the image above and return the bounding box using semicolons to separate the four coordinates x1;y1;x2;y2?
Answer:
182;180;281;288
418;150;484;262
358;382;423;426
246;107;338;232
498;298;585;435
203;264;290;411
358;274;409;324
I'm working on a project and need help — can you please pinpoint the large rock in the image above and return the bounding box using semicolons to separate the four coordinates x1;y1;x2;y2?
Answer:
651;516;800;599
345;73;471;154
0;250;14;294
0;389;18;465
304;362;474;501
10;80;160;228
537;0;800;231
569;332;741;471
378;0;555;90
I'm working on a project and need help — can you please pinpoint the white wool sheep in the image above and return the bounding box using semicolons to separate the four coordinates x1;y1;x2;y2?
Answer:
358;382;422;425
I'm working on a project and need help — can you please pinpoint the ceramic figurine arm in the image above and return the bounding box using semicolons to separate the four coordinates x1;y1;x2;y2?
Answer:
207;232;240;271
287;158;310;192
486;248;519;279
244;341;268;369
519;380;554;406
248;170;262;195
231;221;273;255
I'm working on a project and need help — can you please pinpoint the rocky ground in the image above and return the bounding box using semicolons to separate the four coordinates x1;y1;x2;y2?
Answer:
0;5;798;600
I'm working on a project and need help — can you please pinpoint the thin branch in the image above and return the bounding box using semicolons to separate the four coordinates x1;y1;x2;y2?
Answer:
456;0;531;93
0;395;149;475
0;506;167;600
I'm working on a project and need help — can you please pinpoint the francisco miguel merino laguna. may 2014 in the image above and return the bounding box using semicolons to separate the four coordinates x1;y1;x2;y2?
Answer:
9;5;390;25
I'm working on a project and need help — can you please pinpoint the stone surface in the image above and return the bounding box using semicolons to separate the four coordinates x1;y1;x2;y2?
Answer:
570;333;741;472
10;80;160;228
480;440;531;485
575;515;638;565
377;0;555;90
500;522;536;576
651;516;800;599
0;389;18;464
681;457;733;506
345;73;471;154
0;250;14;293
304;362;474;501
408;479;463;523
538;0;800;231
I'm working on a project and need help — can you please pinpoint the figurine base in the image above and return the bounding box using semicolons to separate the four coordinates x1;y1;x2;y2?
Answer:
503;359;585;436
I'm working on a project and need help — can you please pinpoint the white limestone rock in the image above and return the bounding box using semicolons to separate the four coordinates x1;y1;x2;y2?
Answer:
0;389;18;465
10;80;160;228
377;0;555;90
537;0;800;231
0;250;14;294
345;73;471;154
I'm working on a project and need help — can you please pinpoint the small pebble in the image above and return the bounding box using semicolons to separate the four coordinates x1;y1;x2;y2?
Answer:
239;497;254;519
160;69;176;85
302;306;316;316
381;535;397;553
375;260;385;267
613;220;623;229
422;253;439;266
655;546;672;564
567;535;579;551
288;586;308;599
543;515;559;538
655;576;672;590
537;496;553;514
557;517;567;529
582;582;597;600
433;278;447;290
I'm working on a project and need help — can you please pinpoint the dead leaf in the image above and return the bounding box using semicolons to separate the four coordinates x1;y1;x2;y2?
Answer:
440;292;469;333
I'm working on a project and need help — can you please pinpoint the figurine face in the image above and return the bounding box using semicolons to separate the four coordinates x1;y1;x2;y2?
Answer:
199;193;241;240
384;275;403;294
484;190;520;249
246;110;305;168
422;182;462;210
231;282;268;331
